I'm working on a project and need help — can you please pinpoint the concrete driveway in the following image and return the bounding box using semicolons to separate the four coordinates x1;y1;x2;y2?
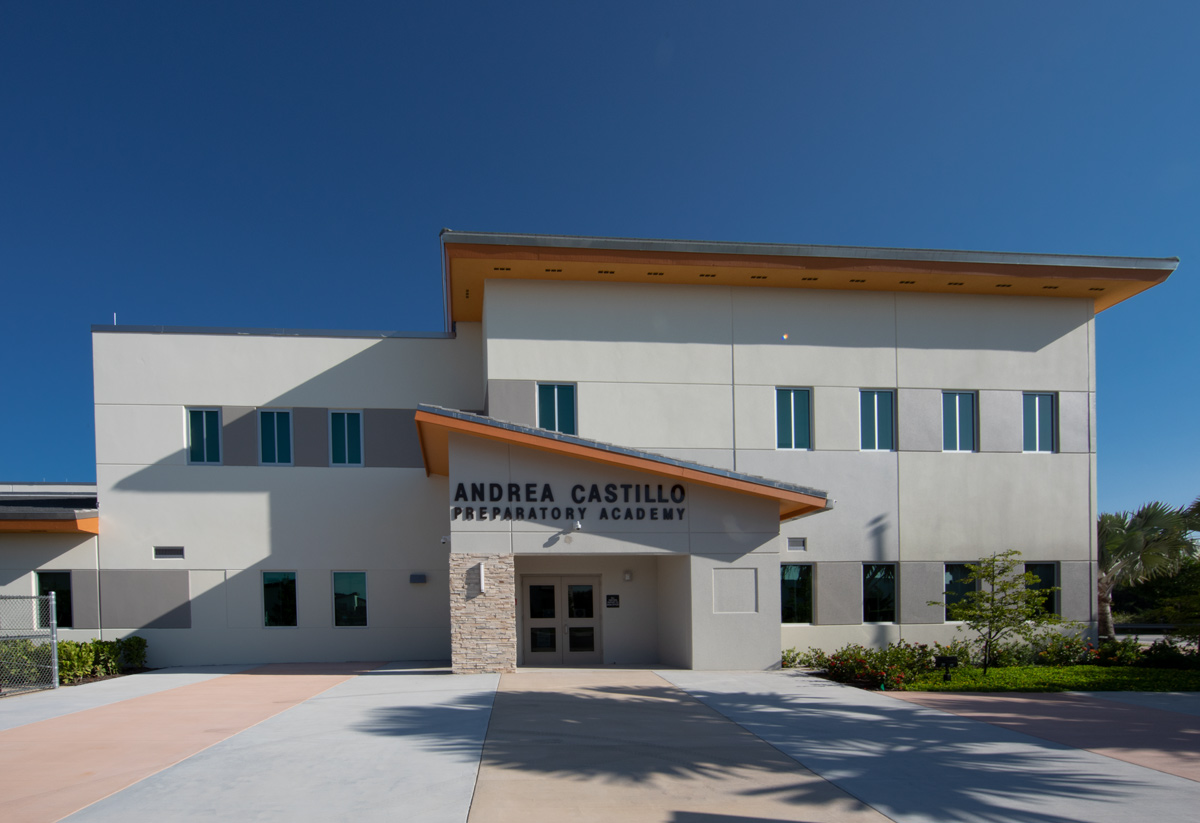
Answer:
1;665;1198;822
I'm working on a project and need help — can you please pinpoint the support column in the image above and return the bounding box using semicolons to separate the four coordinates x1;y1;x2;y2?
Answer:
449;553;517;673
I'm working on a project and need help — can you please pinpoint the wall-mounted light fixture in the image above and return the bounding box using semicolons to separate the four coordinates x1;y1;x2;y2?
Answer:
409;573;427;585
623;570;633;582
575;520;582;531
479;562;487;593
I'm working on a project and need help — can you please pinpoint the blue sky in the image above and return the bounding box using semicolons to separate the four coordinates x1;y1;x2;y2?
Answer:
1;2;1196;514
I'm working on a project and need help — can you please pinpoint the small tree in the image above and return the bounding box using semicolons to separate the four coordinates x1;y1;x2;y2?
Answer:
929;549;1060;675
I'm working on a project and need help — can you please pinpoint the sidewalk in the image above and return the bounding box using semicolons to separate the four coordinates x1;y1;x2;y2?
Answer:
0;665;1198;822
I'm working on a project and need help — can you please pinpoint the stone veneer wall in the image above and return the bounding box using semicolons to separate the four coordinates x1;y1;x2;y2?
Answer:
449;553;517;673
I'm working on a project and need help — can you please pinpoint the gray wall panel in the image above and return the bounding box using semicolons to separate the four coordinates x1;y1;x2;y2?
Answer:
1059;560;1093;622
100;570;192;629
487;379;536;427
72;569;100;630
978;390;1023;452
222;406;257;466
898;389;942;452
364;409;423;468
898;561;944;624
1058;392;1091;454
815;562;861;625
293;407;329;467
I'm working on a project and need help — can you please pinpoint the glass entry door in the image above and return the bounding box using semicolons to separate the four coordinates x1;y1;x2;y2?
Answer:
522;575;603;665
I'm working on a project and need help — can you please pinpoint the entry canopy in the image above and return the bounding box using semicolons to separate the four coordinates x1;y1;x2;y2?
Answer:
414;405;832;522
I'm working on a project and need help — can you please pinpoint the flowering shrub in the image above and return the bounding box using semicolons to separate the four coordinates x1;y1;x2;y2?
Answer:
1029;631;1091;667
1090;637;1142;667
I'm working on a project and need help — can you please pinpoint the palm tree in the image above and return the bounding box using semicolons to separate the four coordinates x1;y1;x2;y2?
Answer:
1097;501;1197;641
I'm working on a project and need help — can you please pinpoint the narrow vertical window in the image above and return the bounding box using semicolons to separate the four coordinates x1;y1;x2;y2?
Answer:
776;388;812;450
781;564;813;623
537;384;576;435
187;408;221;464
333;571;367;627
942;392;977;452
1024;563;1059;616
1023;393;1056;452
860;390;894;451
263;571;297;627
259;410;293;465
330;411;363;466
36;571;73;629
943;563;975;620
863;564;896;622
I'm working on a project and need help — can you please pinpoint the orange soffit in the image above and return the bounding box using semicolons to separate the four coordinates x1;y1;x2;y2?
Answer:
413;407;831;522
0;517;99;534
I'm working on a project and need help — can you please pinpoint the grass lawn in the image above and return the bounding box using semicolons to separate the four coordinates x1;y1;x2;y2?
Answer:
906;665;1200;692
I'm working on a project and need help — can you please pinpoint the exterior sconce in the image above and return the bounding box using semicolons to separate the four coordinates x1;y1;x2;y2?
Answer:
623;570;633;582
479;562;487;593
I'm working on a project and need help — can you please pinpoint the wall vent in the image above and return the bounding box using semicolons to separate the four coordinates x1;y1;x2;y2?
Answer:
787;537;807;552
647;271;665;276
995;284;1012;288
492;266;511;271
544;268;562;273
1042;285;1059;290
597;269;615;274
699;273;716;278
801;277;818;281
1089;287;1105;291
899;280;916;284
947;282;964;286
154;546;185;559
849;279;866;283
750;275;768;280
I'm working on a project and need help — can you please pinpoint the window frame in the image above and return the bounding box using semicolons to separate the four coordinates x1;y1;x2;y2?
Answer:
537;383;577;435
186;407;222;465
775;387;813;450
781;563;814;625
1022;393;1057;453
36;571;73;629
262;570;298;628
942;391;978;453
332;570;368;628
859;389;895;452
329;410;364;467
862;563;897;623
258;409;294;466
1024;562;1059;616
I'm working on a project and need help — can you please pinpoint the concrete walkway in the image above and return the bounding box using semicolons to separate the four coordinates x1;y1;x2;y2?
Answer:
0;666;1198;822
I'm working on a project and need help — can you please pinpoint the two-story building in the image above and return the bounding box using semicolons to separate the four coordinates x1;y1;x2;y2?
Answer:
2;231;1177;671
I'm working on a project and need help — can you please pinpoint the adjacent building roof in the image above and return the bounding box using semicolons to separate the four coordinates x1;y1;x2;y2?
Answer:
440;229;1178;324
0;485;99;534
413;405;832;522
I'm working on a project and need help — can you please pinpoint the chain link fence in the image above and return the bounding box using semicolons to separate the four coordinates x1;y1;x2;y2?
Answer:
0;594;58;697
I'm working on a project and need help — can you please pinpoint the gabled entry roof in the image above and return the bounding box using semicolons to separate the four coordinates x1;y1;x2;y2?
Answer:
413;405;832;522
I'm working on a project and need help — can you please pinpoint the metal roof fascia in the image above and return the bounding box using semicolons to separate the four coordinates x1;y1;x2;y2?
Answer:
441;230;1179;273
91;325;456;339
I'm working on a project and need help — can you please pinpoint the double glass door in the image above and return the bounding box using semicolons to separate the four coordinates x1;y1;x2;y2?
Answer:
522;575;602;665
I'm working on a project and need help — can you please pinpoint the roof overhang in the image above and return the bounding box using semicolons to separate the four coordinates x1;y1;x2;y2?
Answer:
413;405;831;522
0;512;99;534
440;230;1178;323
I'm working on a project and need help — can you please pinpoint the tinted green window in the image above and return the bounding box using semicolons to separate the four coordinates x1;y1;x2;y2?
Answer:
331;412;362;465
863;564;896;622
188;409;220;464
1025;563;1058;615
781;564;813;623
1024;393;1055;452
263;571;297;627
776;388;811;450
537;384;576;435
943;392;976;451
944;563;974;619
260;411;292;464
333;571;367;627
37;571;72;629
861;390;893;450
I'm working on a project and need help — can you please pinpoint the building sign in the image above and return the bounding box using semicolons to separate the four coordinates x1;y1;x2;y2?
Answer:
606;594;620;608
450;481;686;523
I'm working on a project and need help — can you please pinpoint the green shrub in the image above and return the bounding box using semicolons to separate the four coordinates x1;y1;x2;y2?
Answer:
1;638;42;688
932;638;973;667
1091;637;1142;667
1138;638;1200;670
790;647;829;669
909;665;1200;692
1029;630;1091;667
57;640;94;684
91;640;120;676
118;635;148;670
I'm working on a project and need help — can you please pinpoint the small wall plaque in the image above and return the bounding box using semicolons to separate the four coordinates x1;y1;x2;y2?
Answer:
606;594;620;608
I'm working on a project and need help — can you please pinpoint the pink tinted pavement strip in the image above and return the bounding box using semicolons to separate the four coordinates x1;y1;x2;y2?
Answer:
886;690;1200;782
0;662;380;823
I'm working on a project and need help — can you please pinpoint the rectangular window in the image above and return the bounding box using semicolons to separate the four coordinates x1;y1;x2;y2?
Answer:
259;410;293;465
187;408;221;464
36;571;72;629
863;564;896;622
537;383;576;435
263;571;297;627
781;564;814;624
942;392;977;452
776;388;812;449
943;563;975;620
860;390;894;451
333;571;367;627
1023;393;1056;452
330;411;363;466
1025;563;1059;616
